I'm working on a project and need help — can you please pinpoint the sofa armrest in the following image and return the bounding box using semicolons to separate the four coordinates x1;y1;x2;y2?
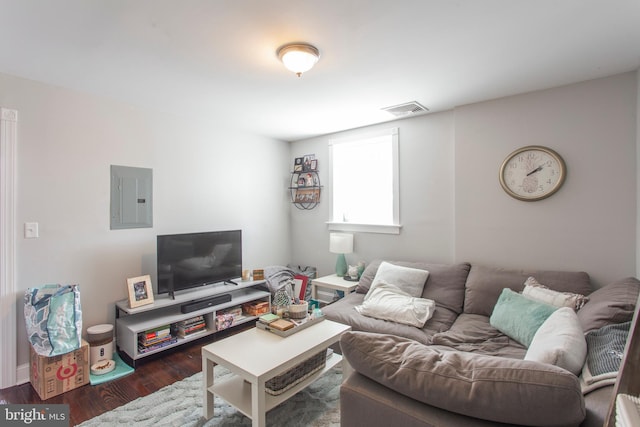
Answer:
340;331;586;427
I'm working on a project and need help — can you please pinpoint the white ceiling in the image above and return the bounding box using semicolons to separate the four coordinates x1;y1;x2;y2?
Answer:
0;0;639;141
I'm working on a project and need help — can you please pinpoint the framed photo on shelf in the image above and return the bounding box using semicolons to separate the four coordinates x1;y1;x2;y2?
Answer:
298;176;306;187
294;188;320;203
293;157;304;172
293;275;309;300
127;274;154;308
292;173;300;187
302;154;315;172
304;173;314;187
310;159;318;171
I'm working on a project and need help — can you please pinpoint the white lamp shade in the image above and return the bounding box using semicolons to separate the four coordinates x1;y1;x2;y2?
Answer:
329;233;353;254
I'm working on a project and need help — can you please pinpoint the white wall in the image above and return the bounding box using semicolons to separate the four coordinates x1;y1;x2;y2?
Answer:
291;72;638;288
290;111;457;276
455;73;637;286
637;69;640;277
0;73;292;367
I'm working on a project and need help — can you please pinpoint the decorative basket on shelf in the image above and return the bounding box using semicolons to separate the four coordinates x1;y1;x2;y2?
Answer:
265;350;327;395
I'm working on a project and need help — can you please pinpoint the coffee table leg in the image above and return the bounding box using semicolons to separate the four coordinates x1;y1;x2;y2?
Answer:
203;357;215;419
251;379;266;427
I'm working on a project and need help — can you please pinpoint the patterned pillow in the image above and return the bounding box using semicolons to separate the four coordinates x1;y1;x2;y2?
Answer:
523;277;589;311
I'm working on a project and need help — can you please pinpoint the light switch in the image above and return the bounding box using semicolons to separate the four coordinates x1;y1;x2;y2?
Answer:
25;222;39;238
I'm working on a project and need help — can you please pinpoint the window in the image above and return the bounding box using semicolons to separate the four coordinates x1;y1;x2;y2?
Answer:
327;127;400;234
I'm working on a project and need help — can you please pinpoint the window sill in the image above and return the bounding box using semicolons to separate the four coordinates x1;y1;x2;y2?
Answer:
326;222;401;235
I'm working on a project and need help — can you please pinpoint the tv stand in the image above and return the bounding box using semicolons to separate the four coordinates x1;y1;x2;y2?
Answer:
115;279;269;366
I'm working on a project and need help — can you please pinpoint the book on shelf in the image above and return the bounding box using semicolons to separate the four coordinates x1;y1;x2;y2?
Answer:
142;325;171;340
177;322;207;337
177;327;208;338
138;333;174;346
138;336;178;353
177;315;205;327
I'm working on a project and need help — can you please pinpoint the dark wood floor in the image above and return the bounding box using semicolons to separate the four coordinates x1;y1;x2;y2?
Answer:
0;325;251;426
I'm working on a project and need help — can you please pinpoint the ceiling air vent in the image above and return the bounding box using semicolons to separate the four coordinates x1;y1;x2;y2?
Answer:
382;101;429;117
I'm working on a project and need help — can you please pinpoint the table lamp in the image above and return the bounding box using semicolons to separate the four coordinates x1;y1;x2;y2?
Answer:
329;233;353;277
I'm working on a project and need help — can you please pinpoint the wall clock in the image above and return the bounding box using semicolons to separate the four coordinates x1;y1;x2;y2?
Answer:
499;145;566;201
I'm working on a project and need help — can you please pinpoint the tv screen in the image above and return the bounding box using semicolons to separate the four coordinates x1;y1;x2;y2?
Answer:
157;230;242;297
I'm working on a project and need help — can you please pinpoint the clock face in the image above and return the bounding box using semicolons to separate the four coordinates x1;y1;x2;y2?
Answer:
499;146;566;201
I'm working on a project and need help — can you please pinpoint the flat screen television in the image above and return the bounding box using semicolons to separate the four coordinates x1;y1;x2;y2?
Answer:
157;230;242;299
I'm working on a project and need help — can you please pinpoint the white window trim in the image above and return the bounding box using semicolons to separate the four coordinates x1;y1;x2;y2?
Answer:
326;127;401;235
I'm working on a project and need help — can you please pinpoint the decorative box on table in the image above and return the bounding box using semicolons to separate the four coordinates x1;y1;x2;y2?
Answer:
242;300;270;316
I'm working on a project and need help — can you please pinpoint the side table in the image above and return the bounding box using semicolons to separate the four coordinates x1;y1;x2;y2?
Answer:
312;274;358;303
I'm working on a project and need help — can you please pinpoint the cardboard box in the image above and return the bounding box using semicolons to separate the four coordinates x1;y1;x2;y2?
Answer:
30;340;90;400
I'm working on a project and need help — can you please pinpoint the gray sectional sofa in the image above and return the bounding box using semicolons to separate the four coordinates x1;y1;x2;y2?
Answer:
321;260;640;427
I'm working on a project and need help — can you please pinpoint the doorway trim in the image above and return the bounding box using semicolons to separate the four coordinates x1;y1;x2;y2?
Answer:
1;107;18;388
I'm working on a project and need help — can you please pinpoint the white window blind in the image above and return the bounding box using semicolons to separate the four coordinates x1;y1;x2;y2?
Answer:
328;128;400;234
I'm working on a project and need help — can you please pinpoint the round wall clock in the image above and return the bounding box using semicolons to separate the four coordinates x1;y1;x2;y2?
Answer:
499;145;566;201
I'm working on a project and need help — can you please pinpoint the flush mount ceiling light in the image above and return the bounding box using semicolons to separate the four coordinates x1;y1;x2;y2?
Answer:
277;43;320;77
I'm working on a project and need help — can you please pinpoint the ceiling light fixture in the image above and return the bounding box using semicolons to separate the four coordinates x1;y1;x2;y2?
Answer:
277;43;320;77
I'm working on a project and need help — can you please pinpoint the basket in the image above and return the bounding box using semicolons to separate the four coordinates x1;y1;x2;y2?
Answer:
265;350;327;395
288;301;308;319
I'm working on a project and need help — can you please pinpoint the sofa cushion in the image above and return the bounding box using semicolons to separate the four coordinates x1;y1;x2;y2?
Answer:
431;313;526;358
525;307;587;375
464;264;592;317
577;277;640;332
357;260;470;315
340;331;586;426
523;277;589;311
370;261;429;297
356;281;436;328
489;288;558;347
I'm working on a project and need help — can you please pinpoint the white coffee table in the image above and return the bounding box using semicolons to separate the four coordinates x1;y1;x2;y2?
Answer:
202;319;351;427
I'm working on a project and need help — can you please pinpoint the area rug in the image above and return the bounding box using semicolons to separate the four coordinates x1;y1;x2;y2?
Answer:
77;365;341;427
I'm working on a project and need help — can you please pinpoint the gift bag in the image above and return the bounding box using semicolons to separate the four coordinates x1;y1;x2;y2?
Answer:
24;284;83;356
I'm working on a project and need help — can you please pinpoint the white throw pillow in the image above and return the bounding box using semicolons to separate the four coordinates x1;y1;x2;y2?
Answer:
371;261;430;297
355;281;436;328
522;277;589;311
525;307;587;375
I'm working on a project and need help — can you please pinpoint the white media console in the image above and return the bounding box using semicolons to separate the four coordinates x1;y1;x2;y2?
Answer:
115;279;270;366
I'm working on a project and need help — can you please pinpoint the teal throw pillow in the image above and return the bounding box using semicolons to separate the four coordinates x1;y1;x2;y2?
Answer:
490;288;558;347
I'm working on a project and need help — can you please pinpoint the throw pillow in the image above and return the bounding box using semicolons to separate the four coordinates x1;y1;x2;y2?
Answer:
490;288;558;347
355;281;435;328
525;307;587;375
370;261;429;297
340;331;586;426
577;277;640;332
523;277;589;311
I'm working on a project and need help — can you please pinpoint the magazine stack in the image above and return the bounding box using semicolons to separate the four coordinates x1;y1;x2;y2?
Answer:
138;325;177;354
176;315;207;338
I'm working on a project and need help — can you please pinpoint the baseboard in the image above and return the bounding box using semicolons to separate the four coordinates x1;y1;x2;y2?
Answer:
16;363;29;385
